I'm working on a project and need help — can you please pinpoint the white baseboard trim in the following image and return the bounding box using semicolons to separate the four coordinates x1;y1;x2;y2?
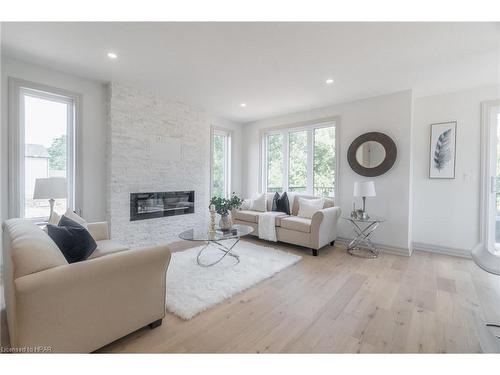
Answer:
336;237;411;257
412;242;472;259
336;238;472;259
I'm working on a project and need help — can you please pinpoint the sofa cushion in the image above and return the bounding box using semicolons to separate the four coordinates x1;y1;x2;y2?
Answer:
88;240;129;259
3;219;68;278
234;210;260;223
280;216;312;233
234;210;289;226
273;213;289;227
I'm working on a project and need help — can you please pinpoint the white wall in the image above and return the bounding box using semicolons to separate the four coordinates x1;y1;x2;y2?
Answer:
243;90;414;253
1;57;107;221
412;85;500;256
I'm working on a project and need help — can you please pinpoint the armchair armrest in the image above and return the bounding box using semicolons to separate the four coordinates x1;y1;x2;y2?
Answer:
87;221;109;241
14;244;171;352
311;206;342;249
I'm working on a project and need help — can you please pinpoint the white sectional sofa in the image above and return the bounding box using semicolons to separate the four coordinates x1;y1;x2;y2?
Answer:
233;193;341;256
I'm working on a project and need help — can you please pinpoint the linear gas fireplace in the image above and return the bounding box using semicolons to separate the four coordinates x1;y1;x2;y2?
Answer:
130;191;195;221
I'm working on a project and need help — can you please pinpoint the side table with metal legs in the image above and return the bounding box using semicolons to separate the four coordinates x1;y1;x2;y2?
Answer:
342;216;385;258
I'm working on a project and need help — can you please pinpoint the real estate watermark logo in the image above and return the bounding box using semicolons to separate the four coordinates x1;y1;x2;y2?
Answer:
0;345;52;353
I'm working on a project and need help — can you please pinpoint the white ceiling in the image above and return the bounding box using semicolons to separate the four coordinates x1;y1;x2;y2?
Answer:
2;22;499;123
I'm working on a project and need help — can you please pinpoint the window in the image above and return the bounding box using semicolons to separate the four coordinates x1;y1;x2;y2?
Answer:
9;80;77;220
265;133;284;193
313;126;336;197
211;128;231;198
263;122;336;198
288;130;308;193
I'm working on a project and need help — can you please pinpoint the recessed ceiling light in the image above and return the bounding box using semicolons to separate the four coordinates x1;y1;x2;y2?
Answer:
107;52;118;59
240;103;247;108
325;78;334;85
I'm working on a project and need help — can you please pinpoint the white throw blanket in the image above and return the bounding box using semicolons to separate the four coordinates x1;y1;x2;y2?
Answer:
258;212;279;242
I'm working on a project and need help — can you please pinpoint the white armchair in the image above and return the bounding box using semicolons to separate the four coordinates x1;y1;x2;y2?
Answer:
2;218;171;353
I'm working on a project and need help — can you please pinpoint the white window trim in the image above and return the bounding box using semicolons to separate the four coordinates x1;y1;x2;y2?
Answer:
260;118;339;199
479;100;500;254
8;78;82;220
210;127;232;198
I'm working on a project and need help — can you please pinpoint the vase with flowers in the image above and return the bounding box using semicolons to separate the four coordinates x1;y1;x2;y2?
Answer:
209;193;243;231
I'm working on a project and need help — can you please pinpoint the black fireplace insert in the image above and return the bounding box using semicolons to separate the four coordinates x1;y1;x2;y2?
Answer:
130;191;195;221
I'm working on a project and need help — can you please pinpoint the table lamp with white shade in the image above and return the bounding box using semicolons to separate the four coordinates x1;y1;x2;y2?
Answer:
353;181;376;219
33;177;67;220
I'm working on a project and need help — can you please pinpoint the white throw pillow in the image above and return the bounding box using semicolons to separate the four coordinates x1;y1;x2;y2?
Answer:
48;211;61;225
64;209;88;228
297;198;324;219
240;199;252;210
250;193;267;212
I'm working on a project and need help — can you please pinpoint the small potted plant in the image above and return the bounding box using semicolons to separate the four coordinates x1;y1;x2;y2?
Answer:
210;193;243;230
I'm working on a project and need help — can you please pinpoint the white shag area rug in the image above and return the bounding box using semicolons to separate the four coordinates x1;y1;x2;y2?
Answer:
165;241;301;320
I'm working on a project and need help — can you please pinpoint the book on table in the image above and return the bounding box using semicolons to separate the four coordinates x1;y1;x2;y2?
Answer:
216;228;237;236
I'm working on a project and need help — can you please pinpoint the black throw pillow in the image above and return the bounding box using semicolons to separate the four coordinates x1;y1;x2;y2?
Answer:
271;192;280;211
47;215;97;263
272;192;290;215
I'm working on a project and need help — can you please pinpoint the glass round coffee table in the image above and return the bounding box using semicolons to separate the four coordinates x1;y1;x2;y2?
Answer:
178;224;254;267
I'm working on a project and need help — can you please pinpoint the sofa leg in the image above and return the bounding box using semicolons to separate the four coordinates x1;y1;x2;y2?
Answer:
148;319;162;329
330;240;335;246
312;249;318;256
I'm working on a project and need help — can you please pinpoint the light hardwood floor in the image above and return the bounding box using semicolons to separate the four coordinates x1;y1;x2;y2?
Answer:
95;238;500;353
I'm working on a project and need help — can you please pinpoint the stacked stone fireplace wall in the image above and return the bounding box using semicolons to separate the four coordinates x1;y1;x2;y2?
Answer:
107;83;210;247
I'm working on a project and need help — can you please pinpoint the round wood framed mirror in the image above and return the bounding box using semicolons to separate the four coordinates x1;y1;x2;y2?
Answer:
347;132;397;177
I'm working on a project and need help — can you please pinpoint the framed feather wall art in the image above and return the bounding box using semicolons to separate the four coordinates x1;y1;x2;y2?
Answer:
429;121;457;179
